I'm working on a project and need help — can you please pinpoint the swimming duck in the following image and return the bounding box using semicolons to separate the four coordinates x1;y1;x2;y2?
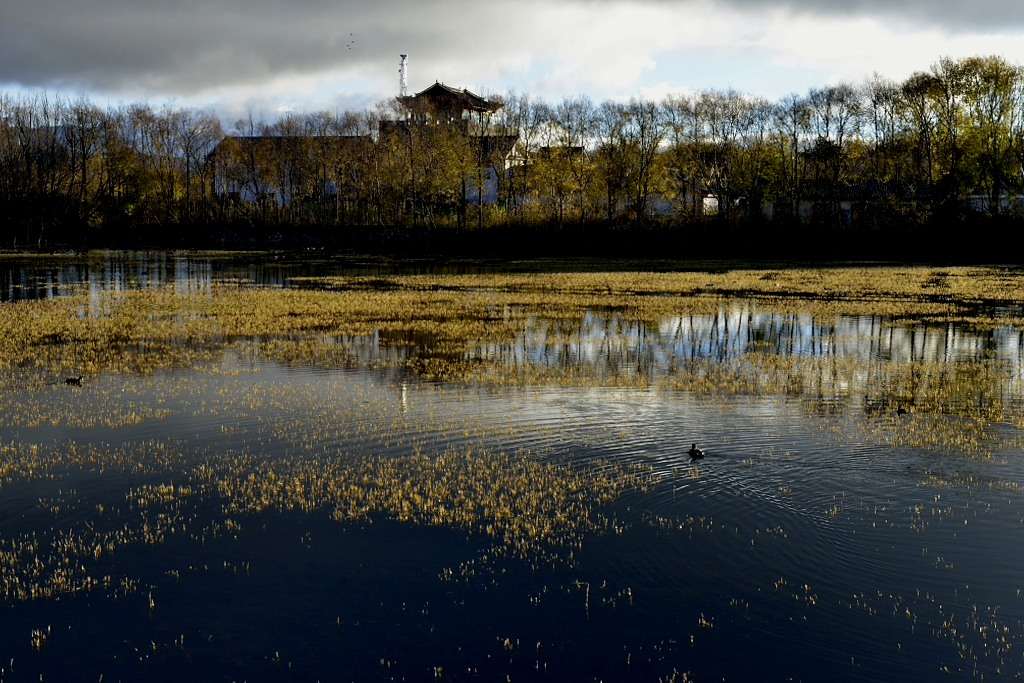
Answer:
64;376;83;386
688;443;705;460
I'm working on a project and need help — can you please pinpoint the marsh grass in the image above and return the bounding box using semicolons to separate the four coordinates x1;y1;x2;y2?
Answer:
0;436;655;605
210;446;654;564
6;265;1024;376
3;266;1024;374
2;264;1024;679
2;266;1024;455
296;266;1024;322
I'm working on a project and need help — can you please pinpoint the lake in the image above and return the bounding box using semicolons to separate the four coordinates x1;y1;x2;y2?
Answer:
1;252;1022;681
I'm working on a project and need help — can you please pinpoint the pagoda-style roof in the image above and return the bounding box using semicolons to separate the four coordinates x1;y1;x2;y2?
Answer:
399;82;502;115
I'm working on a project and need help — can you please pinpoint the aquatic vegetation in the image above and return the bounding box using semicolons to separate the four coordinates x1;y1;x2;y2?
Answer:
2;262;1024;679
919;471;1022;494
0;440;187;488
0;504;191;602
210;446;654;564
0;445;653;611
296;266;1024;323
3;265;1024;462
4;265;1024;377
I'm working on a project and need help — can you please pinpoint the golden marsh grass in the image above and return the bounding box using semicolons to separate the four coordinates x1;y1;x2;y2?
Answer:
2;265;1023;455
2;264;1023;679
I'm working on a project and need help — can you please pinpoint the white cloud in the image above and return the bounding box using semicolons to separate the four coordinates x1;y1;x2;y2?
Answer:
2;0;1024;112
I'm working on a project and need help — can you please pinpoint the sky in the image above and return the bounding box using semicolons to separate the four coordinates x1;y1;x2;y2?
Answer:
2;0;1024;120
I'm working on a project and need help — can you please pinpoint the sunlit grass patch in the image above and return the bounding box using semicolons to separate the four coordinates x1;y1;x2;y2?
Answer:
2;267;1023;457
211;446;654;564
0;438;655;606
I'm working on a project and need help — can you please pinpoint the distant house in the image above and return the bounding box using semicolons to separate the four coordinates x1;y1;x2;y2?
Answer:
399;81;503;123
381;82;519;206
207;81;519;211
467;133;519;204
965;193;1024;215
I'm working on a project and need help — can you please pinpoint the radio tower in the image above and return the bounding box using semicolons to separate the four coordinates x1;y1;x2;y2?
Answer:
399;54;408;97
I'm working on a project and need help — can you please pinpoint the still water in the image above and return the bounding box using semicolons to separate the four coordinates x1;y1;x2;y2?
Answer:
1;253;1022;682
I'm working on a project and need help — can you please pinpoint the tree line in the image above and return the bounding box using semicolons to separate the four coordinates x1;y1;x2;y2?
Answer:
2;54;1024;248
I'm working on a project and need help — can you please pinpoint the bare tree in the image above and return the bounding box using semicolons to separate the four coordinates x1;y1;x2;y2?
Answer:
624;98;665;220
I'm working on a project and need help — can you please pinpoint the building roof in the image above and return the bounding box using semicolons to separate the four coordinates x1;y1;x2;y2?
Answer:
399;81;502;114
475;134;519;161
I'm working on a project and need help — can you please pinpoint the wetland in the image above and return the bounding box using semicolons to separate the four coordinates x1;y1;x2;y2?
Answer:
1;252;1024;681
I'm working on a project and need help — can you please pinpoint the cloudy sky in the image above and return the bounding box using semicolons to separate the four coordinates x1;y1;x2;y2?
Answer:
2;0;1023;118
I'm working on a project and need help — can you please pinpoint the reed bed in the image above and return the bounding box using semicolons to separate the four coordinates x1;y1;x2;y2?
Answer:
0;436;654;605
1;266;1023;455
2;266;1023;679
4;265;1024;376
210;446;653;564
297;266;1024;322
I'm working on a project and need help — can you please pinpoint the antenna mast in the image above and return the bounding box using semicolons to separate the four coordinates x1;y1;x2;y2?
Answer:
399;54;408;97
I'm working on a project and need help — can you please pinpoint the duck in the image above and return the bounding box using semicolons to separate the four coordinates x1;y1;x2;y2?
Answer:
688;443;705;460
896;405;909;416
64;376;83;386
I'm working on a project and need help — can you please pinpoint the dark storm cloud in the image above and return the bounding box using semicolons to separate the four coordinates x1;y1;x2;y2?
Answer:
0;0;1019;94
0;0;504;92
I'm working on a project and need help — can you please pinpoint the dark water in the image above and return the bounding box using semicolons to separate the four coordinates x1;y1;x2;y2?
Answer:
0;250;573;303
1;253;1023;682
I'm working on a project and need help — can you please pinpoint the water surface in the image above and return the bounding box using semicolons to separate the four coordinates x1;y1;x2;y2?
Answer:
0;253;1022;682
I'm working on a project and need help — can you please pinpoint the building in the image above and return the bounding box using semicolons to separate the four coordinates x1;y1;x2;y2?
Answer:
399;81;503;127
208;55;519;215
381;81;518;208
210;79;519;212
